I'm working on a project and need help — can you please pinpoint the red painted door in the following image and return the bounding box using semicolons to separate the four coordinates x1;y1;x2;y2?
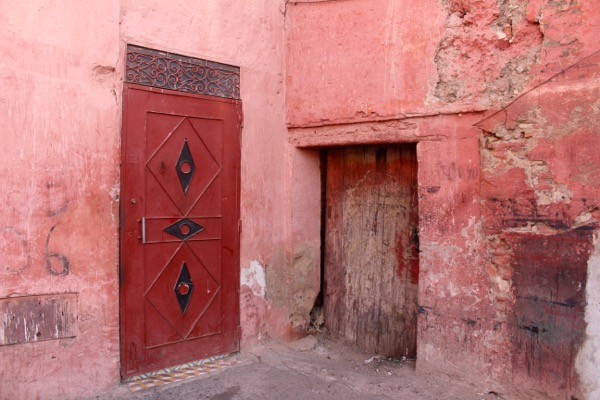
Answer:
120;84;241;378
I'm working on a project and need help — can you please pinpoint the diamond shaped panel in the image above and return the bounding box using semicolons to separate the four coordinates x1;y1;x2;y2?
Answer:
176;140;196;194
164;218;205;241
147;118;221;215
174;262;194;314
145;244;220;339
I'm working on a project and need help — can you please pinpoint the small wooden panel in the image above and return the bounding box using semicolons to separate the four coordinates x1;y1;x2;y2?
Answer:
507;225;594;398
324;145;419;357
0;294;78;345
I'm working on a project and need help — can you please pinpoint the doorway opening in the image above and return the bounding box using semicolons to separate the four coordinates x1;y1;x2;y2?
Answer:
315;144;419;358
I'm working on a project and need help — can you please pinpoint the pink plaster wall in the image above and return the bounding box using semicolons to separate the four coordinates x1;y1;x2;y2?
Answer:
286;0;446;126
1;0;289;398
476;53;600;399
286;0;600;127
0;1;121;398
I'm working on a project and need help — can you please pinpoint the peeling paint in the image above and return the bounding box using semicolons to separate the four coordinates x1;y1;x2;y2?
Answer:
264;243;320;338
576;231;600;400
433;0;543;107
0;294;78;346
241;260;266;298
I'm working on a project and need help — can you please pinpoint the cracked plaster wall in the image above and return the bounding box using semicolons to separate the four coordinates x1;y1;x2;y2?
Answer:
433;0;543;106
239;147;322;346
286;0;600;398
477;50;600;398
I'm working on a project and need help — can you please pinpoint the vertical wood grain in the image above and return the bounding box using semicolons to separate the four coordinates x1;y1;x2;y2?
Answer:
324;145;418;357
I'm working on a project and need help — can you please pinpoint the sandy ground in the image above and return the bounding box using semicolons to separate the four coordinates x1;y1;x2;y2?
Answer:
95;334;501;400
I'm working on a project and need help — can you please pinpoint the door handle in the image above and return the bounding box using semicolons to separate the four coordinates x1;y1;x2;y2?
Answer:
141;217;146;244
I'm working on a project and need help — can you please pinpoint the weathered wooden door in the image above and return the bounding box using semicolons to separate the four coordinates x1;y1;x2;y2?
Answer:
324;145;419;358
120;84;241;378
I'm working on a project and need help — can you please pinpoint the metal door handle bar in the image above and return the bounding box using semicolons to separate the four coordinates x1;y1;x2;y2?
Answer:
141;217;146;244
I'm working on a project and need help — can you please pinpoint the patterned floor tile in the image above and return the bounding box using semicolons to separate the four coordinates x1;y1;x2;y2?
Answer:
127;355;240;392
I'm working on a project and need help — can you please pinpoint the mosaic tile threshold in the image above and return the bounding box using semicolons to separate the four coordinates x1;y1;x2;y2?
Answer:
126;355;241;392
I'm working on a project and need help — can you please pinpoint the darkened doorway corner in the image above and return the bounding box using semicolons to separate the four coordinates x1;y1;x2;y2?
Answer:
316;149;328;308
308;150;328;334
125;44;240;100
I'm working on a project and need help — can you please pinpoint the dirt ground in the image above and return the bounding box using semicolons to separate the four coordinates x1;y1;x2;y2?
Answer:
96;334;501;400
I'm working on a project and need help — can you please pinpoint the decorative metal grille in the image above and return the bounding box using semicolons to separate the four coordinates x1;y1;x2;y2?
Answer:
126;45;240;100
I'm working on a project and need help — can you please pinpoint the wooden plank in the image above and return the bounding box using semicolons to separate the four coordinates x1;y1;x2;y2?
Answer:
0;294;78;346
377;146;418;356
324;149;345;337
507;226;593;397
341;146;368;346
352;146;381;352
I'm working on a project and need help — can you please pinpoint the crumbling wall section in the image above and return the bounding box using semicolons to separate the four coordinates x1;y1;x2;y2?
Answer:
477;47;600;398
286;0;600;398
433;0;544;106
415;119;496;386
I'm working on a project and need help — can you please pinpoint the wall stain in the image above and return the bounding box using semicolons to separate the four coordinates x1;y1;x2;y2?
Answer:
0;226;30;276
